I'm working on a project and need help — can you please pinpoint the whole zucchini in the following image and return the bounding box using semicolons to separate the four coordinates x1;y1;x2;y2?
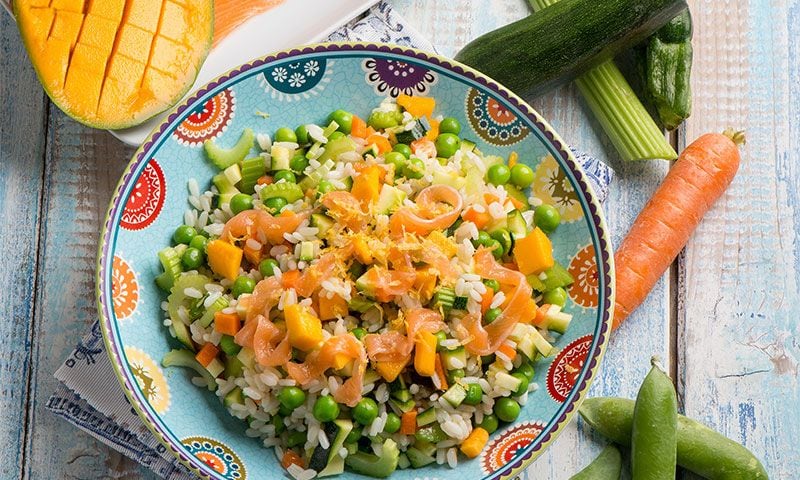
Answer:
455;0;688;98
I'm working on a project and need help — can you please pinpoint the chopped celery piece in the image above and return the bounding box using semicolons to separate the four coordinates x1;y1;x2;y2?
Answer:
258;182;304;202
298;159;335;191
322;120;340;137
318;136;357;163
156;247;183;290
167;274;210;325
239;157;266;194
213;173;240;207
198;295;229;328
223;163;243;185
162;349;216;391
205;128;254;170
270;145;293;171
528;0;677;161
299;241;315;261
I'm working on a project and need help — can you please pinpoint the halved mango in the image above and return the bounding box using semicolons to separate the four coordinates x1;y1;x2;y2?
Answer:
15;0;213;129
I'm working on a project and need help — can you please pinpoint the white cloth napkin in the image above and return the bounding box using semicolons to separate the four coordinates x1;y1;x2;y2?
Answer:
47;3;614;479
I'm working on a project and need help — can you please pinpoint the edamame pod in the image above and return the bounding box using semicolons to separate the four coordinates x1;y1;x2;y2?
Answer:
579;398;769;479
569;445;622;480
632;358;677;479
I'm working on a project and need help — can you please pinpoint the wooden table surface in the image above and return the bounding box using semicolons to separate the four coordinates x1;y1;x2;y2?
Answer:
1;0;797;478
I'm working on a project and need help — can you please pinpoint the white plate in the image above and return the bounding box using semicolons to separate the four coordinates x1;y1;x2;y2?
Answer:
2;0;377;145
112;0;377;145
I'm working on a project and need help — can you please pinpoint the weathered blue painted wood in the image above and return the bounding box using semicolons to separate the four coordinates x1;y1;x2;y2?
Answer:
679;0;799;478
391;1;673;478
21;109;160;479
0;12;47;480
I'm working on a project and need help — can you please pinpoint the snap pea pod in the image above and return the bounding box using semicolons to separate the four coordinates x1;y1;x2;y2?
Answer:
579;397;769;479
632;359;677;479
569;445;622;480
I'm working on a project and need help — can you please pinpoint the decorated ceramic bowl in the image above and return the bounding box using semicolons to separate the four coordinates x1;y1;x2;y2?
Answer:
97;43;614;480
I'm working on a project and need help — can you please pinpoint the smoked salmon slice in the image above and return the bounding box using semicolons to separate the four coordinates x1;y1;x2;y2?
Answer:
390;185;463;237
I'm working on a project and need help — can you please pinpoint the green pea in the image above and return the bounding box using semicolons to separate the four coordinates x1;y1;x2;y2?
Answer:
272;414;286;434
259;258;279;277
181;247;203;270
232;276;256;298
542;287;568;308
295;125;310;145
485;238;504;260
446;368;466;386
273;170;296;184
346;425;362;444
434;133;460;158
278;386;306;409
511;372;529;396
353;398;379;426
313;395;340;422
474;231;492;248
483;278;500;293
434;331;447;351
189;235;208;253
274;127;297;143
487;164;511;186
484;307;502;325
632;360;677;479
509;164;535;188
494;397;521;422
329;109;353;134
328;131;346;140
534;204;561;233
173;225;197;245
402;157;425;179
286;430;306;448
384;413;401;434
351;328;366;341
478;414;499;434
384;151;407;172
317;180;335;195
263;196;288;214
490;229;512;255
290;153;309;173
393;143;412;159
439;117;462;135
230;193;254;215
463;383;483;406
515;362;535;382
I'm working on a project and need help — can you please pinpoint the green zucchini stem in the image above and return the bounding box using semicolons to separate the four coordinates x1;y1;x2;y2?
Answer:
529;0;678;161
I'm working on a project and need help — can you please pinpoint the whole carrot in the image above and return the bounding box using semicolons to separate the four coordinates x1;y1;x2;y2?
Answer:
613;130;744;329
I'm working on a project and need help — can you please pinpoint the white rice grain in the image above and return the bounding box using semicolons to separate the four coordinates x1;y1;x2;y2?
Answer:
447;447;458;468
187;179;200;197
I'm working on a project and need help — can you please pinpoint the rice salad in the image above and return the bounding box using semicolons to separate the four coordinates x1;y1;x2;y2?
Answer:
157;95;575;479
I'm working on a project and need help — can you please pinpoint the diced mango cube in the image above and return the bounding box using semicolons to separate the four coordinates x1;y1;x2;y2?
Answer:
375;360;408;382
160;2;189;42
88;0;125;22
106;54;147;84
64;67;102;115
318;293;348;321
20;7;54;45
414;330;437;377
126;0;162;32
115;24;154;60
513;227;555;275
206;240;243;281
52;0;85;12
69;43;110;74
79;14;119;50
284;304;324;351
40;37;71;88
50;10;84;48
149;36;192;73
